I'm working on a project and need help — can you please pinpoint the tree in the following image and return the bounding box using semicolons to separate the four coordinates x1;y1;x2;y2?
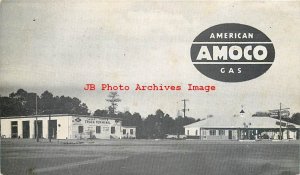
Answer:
106;92;121;116
0;97;24;117
290;113;300;125
23;92;39;115
155;109;164;118
144;114;161;138
58;96;89;115
77;103;89;115
8;89;39;115
116;111;143;138
0;89;90;117
40;91;54;114
174;115;196;135
9;89;27;102
93;109;108;117
252;111;270;117
142;109;176;139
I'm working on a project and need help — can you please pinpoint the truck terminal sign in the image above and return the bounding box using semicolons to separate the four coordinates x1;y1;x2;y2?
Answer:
73;117;111;125
190;23;275;82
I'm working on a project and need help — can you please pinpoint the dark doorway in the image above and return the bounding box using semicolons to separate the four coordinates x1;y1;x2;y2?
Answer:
34;120;43;138
242;129;249;140
48;120;57;139
11;121;18;138
249;130;255;140
22;121;30;138
111;127;115;134
228;130;232;139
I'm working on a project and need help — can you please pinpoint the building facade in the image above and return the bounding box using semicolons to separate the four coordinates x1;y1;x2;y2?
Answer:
0;114;136;139
184;112;300;140
121;126;136;139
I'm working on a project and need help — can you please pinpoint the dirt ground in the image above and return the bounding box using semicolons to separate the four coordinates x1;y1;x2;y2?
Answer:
1;139;299;175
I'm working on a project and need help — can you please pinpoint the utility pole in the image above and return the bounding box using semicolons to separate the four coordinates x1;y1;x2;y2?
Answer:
270;103;289;140
35;94;39;142
278;103;291;140
279;103;282;140
49;114;51;143
269;104;290;140
182;99;189;118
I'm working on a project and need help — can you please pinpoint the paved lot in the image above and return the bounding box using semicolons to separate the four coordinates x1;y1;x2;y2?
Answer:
1;139;299;175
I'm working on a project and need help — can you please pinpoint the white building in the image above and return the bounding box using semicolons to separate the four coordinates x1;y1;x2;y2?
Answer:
121;126;136;139
0;114;136;139
184;111;300;140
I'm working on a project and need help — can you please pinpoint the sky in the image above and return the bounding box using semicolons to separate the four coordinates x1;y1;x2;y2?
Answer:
0;0;299;119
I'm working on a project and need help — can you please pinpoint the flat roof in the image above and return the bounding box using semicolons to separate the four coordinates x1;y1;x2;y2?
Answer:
0;114;121;120
122;126;137;128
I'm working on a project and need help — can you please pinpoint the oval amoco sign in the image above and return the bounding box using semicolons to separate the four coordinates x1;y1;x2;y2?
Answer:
190;23;275;82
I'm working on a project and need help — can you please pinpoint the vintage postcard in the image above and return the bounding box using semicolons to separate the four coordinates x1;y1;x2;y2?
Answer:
0;1;299;175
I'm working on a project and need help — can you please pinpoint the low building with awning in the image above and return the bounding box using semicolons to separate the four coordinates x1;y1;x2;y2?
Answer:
184;111;300;140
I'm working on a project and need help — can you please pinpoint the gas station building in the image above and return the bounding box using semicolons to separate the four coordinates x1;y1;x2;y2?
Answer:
0;114;136;139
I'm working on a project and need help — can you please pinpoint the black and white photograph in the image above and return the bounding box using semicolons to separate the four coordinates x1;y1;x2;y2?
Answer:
0;1;299;175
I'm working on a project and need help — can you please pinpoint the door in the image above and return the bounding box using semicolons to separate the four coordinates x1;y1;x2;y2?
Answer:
22;121;30;138
11;121;18;138
34;120;43;138
48;120;57;139
228;130;232;139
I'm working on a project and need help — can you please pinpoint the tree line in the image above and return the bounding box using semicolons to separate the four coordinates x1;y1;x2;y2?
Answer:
1;89;299;138
0;89;197;139
252;111;300;126
100;109;197;139
0;89;89;116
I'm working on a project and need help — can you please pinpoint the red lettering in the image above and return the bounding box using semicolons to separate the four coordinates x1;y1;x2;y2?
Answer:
84;84;96;90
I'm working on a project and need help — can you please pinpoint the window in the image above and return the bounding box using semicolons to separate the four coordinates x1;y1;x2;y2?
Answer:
187;130;189;136
96;126;101;133
130;129;133;135
219;129;225;136
111;127;115;134
209;129;216;136
123;129;126;135
195;130;198;136
103;126;109;132
78;126;83;133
